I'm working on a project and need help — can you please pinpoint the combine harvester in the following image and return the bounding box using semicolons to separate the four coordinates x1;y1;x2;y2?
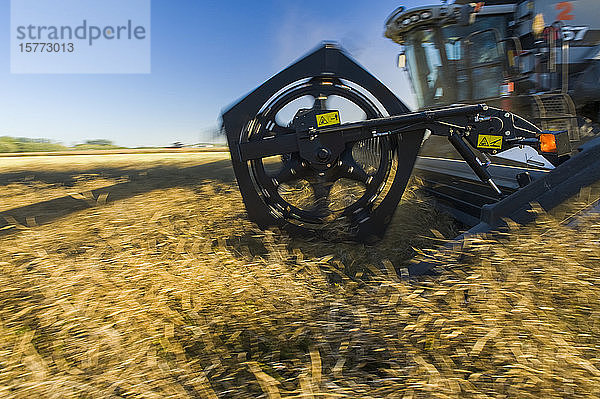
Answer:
221;0;600;267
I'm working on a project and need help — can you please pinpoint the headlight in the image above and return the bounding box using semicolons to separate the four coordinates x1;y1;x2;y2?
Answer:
421;11;432;19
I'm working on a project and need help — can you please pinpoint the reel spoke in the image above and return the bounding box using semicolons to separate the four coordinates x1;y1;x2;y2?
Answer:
310;95;328;111
339;151;371;185
270;123;293;135
256;111;294;137
309;180;333;217
274;158;306;184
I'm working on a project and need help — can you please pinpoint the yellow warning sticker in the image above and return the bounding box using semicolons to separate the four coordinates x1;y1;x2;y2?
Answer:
477;134;503;150
316;111;340;128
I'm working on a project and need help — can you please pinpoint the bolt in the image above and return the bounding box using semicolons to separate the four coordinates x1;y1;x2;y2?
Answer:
505;112;510;117
505;131;511;136
317;148;331;161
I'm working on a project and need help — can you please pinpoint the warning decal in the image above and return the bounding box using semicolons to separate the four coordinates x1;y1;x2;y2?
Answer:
477;134;503;150
316;111;341;128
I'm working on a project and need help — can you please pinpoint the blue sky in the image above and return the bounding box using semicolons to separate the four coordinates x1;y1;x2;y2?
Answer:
1;0;429;147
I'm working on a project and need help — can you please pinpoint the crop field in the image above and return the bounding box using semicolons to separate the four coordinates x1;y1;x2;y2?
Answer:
1;151;600;398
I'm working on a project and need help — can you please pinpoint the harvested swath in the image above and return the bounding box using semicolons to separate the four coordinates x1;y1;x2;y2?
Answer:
0;154;598;398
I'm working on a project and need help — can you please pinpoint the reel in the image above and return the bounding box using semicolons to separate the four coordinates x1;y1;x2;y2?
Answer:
222;44;425;241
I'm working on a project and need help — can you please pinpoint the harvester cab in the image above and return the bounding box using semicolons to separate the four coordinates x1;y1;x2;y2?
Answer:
385;0;600;144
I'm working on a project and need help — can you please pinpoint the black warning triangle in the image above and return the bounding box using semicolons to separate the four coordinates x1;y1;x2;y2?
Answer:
320;116;327;124
479;137;489;146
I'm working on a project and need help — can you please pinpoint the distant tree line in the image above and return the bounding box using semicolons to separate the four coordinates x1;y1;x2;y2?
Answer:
0;137;122;153
80;139;114;146
73;139;121;150
0;136;67;153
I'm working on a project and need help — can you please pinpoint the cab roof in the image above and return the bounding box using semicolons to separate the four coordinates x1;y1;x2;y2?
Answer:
385;2;515;44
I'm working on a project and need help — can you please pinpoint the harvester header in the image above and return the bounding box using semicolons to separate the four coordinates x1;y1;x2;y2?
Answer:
222;44;582;243
221;0;600;249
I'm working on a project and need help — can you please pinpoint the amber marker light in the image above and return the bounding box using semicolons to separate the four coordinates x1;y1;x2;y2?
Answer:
539;133;557;153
